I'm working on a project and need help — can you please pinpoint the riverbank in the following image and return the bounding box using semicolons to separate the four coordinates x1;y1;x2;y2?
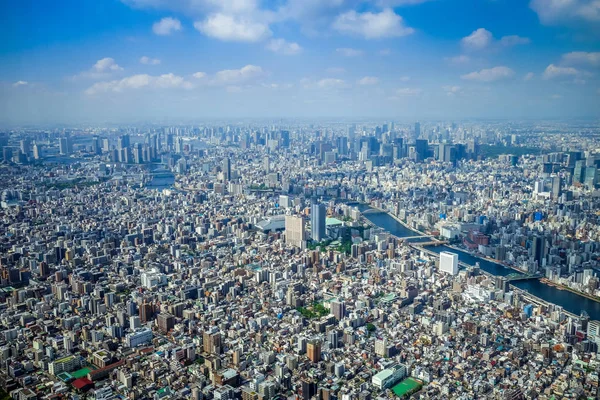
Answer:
356;204;600;319
540;278;600;304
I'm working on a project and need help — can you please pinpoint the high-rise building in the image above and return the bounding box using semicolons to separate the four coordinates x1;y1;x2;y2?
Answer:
311;199;326;242
157;313;174;334
118;134;130;150
203;327;222;354
439;252;459;275
280;130;290;148
415;139;428;162
285;216;306;248
59;137;69;155
32;144;42;160
20;139;31;155
223;157;231;181
585;167;597;189
331;300;345;321
532;236;544;267
414;122;421;139
307;340;321;363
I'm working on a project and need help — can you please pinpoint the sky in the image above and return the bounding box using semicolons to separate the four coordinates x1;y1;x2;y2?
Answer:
0;0;599;124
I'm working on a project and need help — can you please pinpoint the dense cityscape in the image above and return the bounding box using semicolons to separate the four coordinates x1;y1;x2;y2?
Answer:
3;0;600;399
0;120;600;400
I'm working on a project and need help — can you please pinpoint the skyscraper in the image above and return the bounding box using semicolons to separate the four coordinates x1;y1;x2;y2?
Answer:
439;252;459;275
331;300;345;321
285;216;306;248
223;157;231;181
311;199;326;242
414;122;421;139
307;340;321;363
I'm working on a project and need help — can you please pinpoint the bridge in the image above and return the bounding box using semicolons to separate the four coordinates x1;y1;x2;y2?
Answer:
362;208;386;215
505;273;542;282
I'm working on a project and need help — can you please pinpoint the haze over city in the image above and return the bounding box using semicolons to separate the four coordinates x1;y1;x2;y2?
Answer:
3;2;600;400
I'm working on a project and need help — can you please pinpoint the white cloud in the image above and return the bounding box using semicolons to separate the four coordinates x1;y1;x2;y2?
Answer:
561;51;600;67
461;66;515;82
94;58;123;73
194;13;271;42
213;65;265;84
400;76;411;81
461;28;493;51
266;38;302;55
140;56;161;65
461;29;529;51
379;49;392;56
71;58;124;81
551;94;562;99
530;0;600;24
192;72;207;79
358;76;380;85
499;35;531;46
543;63;588;79
396;87;422;96
317;78;348;89
442;85;462;96
85;73;193;95
12;81;28;87
332;8;414;39
153;17;182;35
524;72;535;81
336;48;363;57
445;55;470;65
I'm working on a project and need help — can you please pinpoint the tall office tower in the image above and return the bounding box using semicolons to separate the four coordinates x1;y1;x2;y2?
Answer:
439;251;459;275
551;176;561;199
337;136;348;156
280;130;290;148
91;136;101;155
203;327;222;354
133;143;143;164
307;340;321;363
175;137;183;154
585;167;597;189
20;139;31;155
331;300;346;321
3;147;12;163
139;302;153;323
263;156;270;173
59;137;69;155
118;134;130;150
574;160;586;184
285;216;306;248
311;198;326;242
157;313;175;334
223;157;231;181
102;138;110;152
301;379;317;400
415;139;428;162
414;122;421;139
532;236;544;267
33;144;42;160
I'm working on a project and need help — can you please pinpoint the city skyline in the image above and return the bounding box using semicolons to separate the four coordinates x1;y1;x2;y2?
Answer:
1;0;600;124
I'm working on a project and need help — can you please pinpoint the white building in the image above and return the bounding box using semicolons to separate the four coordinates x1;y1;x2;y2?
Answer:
372;363;407;390
125;328;153;348
439;251;459;275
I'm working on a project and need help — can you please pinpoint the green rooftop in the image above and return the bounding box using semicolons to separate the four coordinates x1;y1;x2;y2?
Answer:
71;368;92;379
392;378;422;397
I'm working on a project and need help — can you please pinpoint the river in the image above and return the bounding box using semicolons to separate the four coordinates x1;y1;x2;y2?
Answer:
356;204;600;320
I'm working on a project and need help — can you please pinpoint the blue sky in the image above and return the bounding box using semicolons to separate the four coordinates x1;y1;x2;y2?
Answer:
0;0;599;124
